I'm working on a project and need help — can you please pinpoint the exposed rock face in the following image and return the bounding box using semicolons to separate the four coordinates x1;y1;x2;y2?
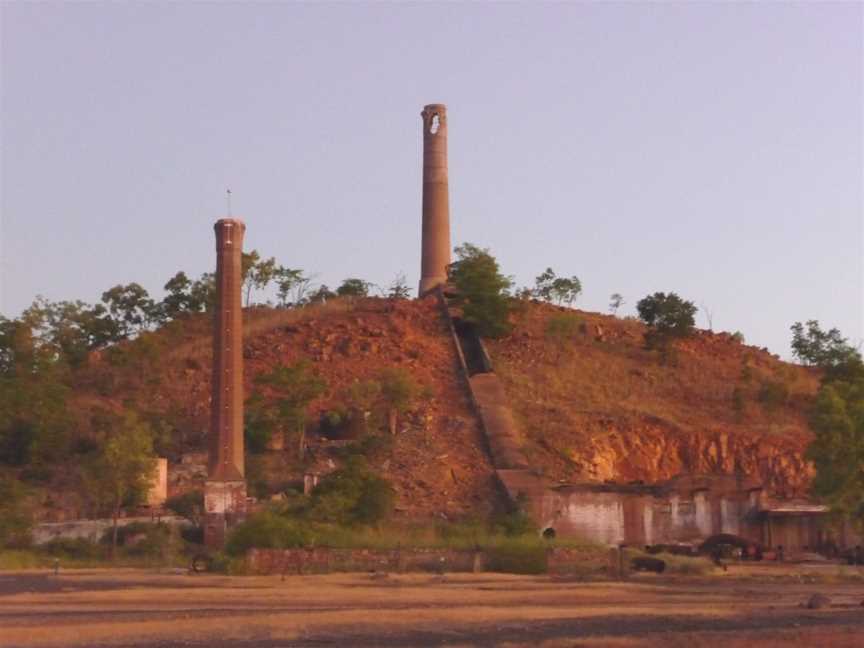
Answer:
573;422;813;498
488;302;820;499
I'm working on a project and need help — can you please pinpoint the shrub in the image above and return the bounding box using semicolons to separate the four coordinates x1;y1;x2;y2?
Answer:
121;523;176;558
225;511;311;556
0;475;32;549
544;314;581;361
447;243;513;338
485;539;547;574
378;368;419;435
791;320;861;369
758;380;789;412
319;408;350;439
306;456;394;526
99;521;173;555
180;526;204;544
0;550;43;569
492;506;537;538
39;537;101;560
627;549;714;575
636;292;697;360
731;387;745;419
333;433;395;460
245;455;272;500
165;490;203;527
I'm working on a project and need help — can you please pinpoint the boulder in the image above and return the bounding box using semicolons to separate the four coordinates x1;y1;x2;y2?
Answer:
804;593;831;609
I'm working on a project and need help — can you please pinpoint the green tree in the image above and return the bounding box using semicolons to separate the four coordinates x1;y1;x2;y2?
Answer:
378;368;419;435
0;317;44;375
0;371;70;467
164;490;204;529
448;243;513;338
531;268;581;306
336;278;372;298
225;511;311;556
246;361;326;456
275;267;305;307
0;475;32;549
609;293;625;315
387;273;411;300
249;256;278;305
636;292;697;358
791;320;861;375
22;297;117;366
241;249;261;306
0;318;72;467
189;272;216;312
758;379;789;414
551;276;581;306
341;379;381;437
101;283;155;338
159;271;195;320
807;374;864;532
533;268;557;302
307;284;336;305
83;412;156;557
306;455;394;526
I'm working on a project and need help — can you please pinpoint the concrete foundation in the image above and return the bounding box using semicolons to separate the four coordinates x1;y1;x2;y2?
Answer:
500;472;862;553
204;480;247;548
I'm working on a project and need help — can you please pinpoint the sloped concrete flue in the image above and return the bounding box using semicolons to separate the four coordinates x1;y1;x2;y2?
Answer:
436;288;546;512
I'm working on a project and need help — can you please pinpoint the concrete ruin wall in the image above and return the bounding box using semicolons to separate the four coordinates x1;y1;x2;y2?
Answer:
535;487;762;547
33;516;191;545
146;457;169;507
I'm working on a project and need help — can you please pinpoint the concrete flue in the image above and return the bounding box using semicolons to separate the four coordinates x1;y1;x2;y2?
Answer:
419;104;451;296
204;218;248;547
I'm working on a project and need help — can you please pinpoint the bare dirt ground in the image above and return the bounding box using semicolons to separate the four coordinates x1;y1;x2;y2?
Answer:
1;566;863;648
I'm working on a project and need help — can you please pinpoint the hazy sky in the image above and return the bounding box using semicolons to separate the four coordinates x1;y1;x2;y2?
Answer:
1;2;861;357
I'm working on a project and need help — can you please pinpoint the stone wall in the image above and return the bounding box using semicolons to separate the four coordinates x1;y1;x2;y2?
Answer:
247;546;612;576
33;516;191;545
546;546;611;577
246;547;482;575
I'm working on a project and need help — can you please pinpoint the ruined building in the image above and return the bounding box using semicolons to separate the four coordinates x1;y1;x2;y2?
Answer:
204;218;248;547
418;103;451;296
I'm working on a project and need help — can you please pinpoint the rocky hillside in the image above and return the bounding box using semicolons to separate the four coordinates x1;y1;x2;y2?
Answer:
488;302;819;498
77;298;496;522
70;296;819;523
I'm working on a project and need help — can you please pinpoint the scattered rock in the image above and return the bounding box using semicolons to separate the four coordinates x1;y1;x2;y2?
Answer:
803;593;831;609
630;557;666;573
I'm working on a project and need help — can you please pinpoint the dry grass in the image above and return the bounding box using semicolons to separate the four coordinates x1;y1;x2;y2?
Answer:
487;303;819;488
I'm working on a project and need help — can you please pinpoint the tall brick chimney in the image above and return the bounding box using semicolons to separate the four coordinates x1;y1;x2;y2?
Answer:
419;103;451;296
204;218;247;547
